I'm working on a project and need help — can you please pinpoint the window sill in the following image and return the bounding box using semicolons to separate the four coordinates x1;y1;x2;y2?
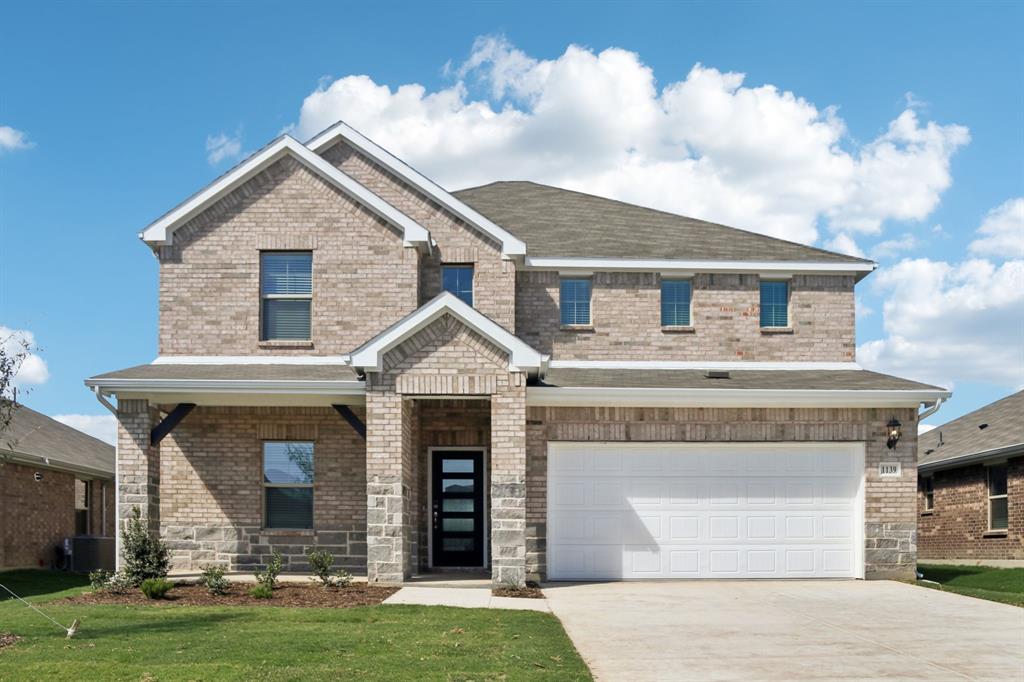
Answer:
258;340;314;349
760;327;794;334
661;326;695;334
920;511;934;516
560;325;594;332
259;528;315;536
982;530;1008;538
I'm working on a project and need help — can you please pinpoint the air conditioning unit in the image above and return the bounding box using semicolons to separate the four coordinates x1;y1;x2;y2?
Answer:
62;536;115;573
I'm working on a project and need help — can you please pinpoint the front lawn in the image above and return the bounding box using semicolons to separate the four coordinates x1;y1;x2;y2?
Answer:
0;570;591;680
917;563;1024;607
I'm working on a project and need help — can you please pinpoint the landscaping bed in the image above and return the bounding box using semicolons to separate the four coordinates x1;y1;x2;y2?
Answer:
64;582;398;608
493;583;545;599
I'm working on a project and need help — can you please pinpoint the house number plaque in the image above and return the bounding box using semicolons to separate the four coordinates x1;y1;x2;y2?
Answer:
878;462;901;477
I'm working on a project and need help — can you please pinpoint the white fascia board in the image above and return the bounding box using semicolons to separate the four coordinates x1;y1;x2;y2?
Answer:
524;257;876;275
0;449;113;480
140;137;429;248
526;387;950;408
305;121;527;258
152;355;350;366
349;292;544;372
918;443;1024;473
85;378;365;396
547;360;862;371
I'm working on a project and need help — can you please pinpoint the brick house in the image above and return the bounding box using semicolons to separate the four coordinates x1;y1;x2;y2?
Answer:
918;391;1023;563
1;405;114;569
87;122;949;586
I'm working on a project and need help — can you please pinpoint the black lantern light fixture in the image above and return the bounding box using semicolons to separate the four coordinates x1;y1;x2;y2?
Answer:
886;417;902;450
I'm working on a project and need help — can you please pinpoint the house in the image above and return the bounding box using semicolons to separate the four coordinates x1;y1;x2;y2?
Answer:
918;390;1023;564
0;404;115;570
86;122;949;586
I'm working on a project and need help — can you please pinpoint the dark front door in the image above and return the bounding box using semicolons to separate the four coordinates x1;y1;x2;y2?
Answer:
432;450;485;567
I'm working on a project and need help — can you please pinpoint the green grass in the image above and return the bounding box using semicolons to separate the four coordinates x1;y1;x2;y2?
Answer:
917;563;1024;607
0;570;591;681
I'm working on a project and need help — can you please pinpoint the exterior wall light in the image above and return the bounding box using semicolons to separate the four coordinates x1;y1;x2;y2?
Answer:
886;417;902;450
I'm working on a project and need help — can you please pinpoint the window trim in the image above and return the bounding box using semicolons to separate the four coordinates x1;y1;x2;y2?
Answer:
441;263;475;306
262;440;315;530
922;475;934;513
759;278;791;329
660;276;693;329
559;277;593;328
75;479;92;535
259;251;313;342
986;463;1008;532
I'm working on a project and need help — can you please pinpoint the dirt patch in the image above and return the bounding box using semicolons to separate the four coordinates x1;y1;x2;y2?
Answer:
492;583;544;599
64;582;398;608
0;633;21;650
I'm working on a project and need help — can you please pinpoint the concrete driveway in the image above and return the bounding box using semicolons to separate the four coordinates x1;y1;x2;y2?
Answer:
543;581;1023;681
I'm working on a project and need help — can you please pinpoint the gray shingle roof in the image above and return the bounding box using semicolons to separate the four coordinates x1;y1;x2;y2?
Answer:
3;404;114;477
453;181;874;265
918;391;1024;468
90;364;360;382
536;368;943;391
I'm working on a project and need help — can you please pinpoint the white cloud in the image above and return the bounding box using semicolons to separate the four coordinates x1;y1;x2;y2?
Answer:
825;233;865;258
206;131;242;165
0;326;49;391
869;233;918;260
0;125;32;152
855;296;873;318
292;36;968;246
53;414;117;445
969;197;1024;259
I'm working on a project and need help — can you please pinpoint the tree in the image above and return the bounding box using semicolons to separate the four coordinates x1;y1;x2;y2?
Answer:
0;332;32;444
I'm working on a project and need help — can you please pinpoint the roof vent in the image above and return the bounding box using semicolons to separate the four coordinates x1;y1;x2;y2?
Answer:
979;423;989;430
705;370;731;379
924;449;935;455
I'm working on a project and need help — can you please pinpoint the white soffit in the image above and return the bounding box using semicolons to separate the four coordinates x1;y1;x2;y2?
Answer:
526;387;950;408
547;360;862;371
349;292;545;373
152;355;350;366
139;136;429;248
305;121;527;258
524;257;876;275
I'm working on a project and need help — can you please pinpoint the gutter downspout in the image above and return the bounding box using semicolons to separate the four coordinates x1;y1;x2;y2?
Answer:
91;384;120;568
918;396;946;422
92;386;117;415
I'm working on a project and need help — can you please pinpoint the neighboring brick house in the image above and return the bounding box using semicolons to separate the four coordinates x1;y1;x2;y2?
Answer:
0;404;115;569
918;391;1023;563
87;122;949;586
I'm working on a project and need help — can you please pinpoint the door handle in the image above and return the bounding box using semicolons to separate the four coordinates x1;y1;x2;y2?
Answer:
433;509;438;530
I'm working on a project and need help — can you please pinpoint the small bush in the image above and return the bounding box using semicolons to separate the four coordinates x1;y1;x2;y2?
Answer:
249;584;273;599
88;569;113;591
140;577;174;600
89;569;131;594
254;550;283;590
306;548;352;589
121;506;170;586
199;564;230;596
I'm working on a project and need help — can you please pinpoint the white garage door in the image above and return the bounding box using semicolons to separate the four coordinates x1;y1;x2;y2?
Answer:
547;442;865;580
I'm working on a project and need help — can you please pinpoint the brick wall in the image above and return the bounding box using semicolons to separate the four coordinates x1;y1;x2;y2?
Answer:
918;456;1023;560
0;461;75;569
516;271;855;361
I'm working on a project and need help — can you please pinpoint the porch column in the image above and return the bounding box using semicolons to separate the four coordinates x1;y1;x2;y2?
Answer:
115;398;161;568
365;391;415;583
490;384;528;587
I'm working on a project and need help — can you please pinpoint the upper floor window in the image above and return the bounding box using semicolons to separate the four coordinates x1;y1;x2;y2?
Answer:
661;279;692;327
560;278;592;326
922;476;934;512
987;463;1008;531
261;251;312;341
760;280;789;328
263;441;314;529
442;264;474;306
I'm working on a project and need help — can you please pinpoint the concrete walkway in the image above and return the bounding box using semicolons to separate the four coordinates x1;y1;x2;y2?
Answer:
544;580;1024;681
383;586;550;612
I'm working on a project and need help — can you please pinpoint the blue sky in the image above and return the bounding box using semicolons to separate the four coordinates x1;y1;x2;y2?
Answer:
2;1;1021;443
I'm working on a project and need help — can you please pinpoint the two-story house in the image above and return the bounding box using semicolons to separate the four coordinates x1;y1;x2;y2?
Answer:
87;122;949;587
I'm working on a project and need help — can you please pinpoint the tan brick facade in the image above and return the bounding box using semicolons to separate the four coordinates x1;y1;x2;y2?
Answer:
918;457;1024;561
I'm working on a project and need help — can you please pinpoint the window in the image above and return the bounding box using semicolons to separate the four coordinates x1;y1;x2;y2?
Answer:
260;252;312;341
560;278;592;326
442;265;474;306
987;463;1008;531
263;441;314;529
661;279;692;327
923;476;934;512
760;280;789;327
75;479;91;535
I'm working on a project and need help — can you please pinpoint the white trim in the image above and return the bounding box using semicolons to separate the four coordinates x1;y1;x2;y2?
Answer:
525;256;876;275
918;442;1024;473
527;387;950;408
306;121;527;258
140;136;430;248
426;446;489;571
0;449;114;480
152;355;350;366
547;360;862;371
86;378;364;395
349;292;546;373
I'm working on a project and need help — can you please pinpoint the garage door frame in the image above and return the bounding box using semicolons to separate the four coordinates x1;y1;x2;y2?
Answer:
546;441;866;581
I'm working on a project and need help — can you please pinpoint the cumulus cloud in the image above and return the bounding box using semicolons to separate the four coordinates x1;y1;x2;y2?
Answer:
969;197;1024;259
825;233;866;258
53;414;117;445
293;35;968;246
869;233;918;260
206;131;243;165
0;326;49;390
0;125;32;152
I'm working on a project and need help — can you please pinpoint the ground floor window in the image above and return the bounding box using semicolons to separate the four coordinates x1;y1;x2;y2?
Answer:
263;441;314;529
922;476;934;511
987;463;1008;531
75;479;91;535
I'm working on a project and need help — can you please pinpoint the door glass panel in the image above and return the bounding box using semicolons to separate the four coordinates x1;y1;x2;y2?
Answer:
443;518;474;532
443;498;474;513
442;479;474;493
443;459;474;473
443;538;475;552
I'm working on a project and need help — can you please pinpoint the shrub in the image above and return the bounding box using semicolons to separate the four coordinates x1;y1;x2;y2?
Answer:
254;550;283;590
306;548;352;589
120;506;170;586
249;584;273;599
88;569;112;591
199;564;230;596
140;577;174;600
88;569;132;594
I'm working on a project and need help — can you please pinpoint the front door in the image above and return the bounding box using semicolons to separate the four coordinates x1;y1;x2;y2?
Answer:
431;450;485;567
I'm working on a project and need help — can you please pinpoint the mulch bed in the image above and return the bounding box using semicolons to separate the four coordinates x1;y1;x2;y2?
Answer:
63;583;398;608
0;633;21;650
492;583;544;599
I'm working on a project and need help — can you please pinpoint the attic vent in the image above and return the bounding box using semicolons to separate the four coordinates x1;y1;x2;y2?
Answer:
979;423;989;430
705;370;731;379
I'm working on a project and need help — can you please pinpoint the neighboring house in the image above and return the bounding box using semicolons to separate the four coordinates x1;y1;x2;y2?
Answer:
86;122;949;586
918;391;1023;563
0;404;115;569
